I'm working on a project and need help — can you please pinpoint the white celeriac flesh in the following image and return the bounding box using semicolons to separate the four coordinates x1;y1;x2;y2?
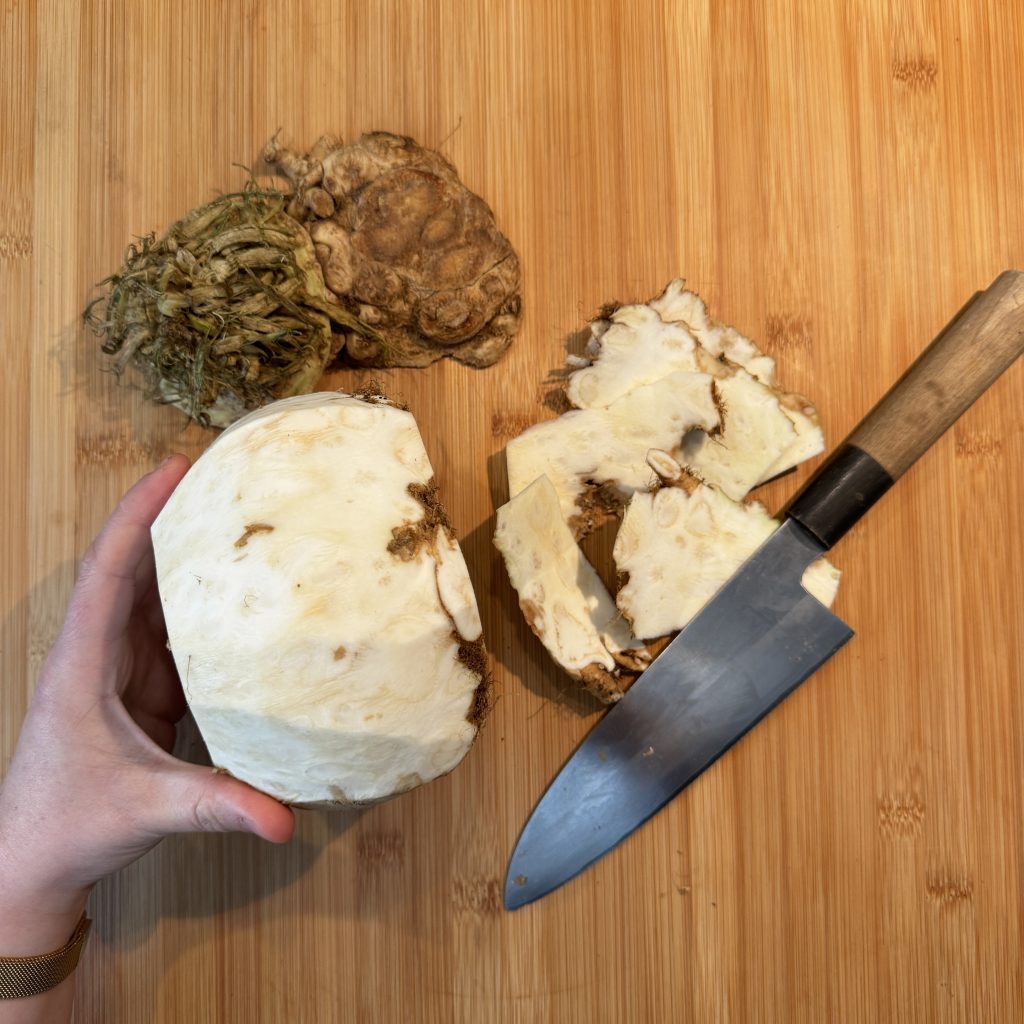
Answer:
153;392;487;806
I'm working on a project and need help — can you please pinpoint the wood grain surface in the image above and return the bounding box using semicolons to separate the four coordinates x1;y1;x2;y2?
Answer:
3;1;1023;1020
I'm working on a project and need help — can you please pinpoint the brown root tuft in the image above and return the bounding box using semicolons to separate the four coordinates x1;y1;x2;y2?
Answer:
387;479;455;561
569;483;625;540
459;638;492;726
579;663;631;704
83;184;378;427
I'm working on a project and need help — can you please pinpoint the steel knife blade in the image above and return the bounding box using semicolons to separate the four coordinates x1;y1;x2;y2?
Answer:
505;270;1024;910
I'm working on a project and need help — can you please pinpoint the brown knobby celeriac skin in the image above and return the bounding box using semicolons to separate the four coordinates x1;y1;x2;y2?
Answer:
265;131;522;369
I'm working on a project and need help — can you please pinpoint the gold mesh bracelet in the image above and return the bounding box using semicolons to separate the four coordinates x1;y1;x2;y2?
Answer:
0;915;91;1000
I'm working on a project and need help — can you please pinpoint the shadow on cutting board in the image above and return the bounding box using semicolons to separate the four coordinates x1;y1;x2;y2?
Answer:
1;563;79;704
91;710;367;951
93;692;473;951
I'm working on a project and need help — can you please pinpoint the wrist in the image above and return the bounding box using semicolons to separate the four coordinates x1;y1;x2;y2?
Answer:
0;838;91;957
0;892;89;960
0;873;89;952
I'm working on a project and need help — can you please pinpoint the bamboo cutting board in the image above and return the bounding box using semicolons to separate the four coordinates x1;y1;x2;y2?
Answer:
3;1;1024;1020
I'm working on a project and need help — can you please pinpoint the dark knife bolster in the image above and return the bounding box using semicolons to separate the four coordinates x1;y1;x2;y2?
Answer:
784;444;894;549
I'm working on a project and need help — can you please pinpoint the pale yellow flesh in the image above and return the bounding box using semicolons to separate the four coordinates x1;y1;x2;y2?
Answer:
493;475;642;677
615;479;840;641
498;280;835;690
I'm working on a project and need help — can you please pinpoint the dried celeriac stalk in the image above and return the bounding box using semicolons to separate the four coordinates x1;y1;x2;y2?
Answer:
84;185;375;427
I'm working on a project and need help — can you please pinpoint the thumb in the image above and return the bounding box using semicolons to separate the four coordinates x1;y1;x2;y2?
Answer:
157;764;296;844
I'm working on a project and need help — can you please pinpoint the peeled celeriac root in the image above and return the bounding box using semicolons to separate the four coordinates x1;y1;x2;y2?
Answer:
493;476;649;703
614;451;840;640
152;391;488;805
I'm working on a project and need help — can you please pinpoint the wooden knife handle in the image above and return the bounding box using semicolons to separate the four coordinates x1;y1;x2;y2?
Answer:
787;270;1024;548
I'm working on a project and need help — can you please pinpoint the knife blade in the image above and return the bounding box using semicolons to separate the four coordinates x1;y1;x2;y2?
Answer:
505;269;1024;910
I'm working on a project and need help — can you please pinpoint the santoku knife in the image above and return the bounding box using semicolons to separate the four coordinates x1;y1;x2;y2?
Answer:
505;270;1024;910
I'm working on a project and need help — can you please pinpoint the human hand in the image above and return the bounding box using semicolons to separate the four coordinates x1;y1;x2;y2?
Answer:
0;455;295;953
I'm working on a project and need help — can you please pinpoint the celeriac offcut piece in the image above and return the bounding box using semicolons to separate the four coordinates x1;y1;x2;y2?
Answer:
648;278;777;385
505;371;719;522
497;279;833;699
83;186;375;428
518;280;824;525
646;281;825;482
678;368;801;500
493;475;648;703
152;391;488;806
566;304;705;409
614;453;840;640
758;392;826;483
